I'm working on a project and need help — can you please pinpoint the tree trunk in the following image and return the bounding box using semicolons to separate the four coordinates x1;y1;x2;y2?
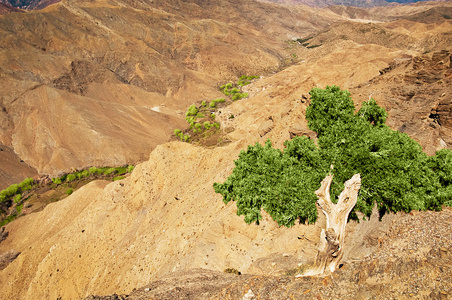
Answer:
300;173;361;276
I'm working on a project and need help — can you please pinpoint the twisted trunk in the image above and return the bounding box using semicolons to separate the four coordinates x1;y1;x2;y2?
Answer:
302;173;361;276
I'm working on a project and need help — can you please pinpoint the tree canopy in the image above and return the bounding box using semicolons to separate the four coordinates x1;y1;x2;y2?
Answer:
214;86;452;226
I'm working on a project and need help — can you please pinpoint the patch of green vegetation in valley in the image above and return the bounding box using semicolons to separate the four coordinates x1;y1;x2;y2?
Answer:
173;75;258;146
0;165;135;226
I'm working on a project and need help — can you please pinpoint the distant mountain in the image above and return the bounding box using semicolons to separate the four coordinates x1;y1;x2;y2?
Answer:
0;0;59;10
0;0;443;10
0;1;23;13
259;0;441;8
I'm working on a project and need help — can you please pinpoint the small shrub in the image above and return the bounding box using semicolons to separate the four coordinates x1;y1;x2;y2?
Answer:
66;174;77;182
224;268;241;275
66;188;73;195
201;101;207;106
18;178;34;191
194;123;202;131
113;176;125;181
186;105;199;116
13;194;21;203
185;116;196;126
103;168;116;175
209;102;216;108
183;134;190;142
127;165;134;173
52;178;62;185
204;121;212;129
89;167;98;174
174;129;181;135
210;113;215;120
16;204;23;215
115;167;127;174
0;214;17;226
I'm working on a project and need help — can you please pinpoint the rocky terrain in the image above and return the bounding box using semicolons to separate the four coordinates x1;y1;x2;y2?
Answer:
86;207;452;299
0;0;343;187
0;0;451;299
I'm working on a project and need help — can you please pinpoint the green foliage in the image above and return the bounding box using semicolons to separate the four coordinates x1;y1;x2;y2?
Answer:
204;121;213;130
113;176;125;181
232;93;248;101
210;113;215;120
183;134;190;142
89;167;98;174
306;86;355;135
0;214;16;227
66;188;73;195
18;178;34;191
174;129;181;135
16;204;23;215
114;167;127;174
103;168;116;175
66;174;77;182
185;116;196;127
127;165;135;173
214;85;452;227
186;105;199;117
0;184;19;202
13;194;21;203
52;177;62;185
358;98;387;127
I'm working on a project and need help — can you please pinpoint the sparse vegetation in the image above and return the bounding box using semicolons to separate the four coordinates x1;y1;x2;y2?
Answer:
0;164;135;226
224;268;241;275
173;76;258;145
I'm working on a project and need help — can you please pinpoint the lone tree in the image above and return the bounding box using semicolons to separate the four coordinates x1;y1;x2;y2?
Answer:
214;86;452;275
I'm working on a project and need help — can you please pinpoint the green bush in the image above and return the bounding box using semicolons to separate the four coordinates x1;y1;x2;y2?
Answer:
18;178;34;191
16;204;23;215
0;184;19;202
174;129;181;135
214;86;452;227
210;113;216;120
13;194;21;203
103;168;116;175
66;188;73;195
89;167;98;174
115;167;127;174
204;121;213;130
52;178;62;185
186;105;199;117
209;102;217;108
194;123;202;131
185;116;196;127
183;134;190;142
66;174;77;182
127;165;135;173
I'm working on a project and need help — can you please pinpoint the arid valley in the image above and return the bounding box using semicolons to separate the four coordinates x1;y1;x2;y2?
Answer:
0;0;451;299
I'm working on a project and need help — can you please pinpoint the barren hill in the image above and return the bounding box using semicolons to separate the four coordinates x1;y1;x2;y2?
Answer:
0;0;341;187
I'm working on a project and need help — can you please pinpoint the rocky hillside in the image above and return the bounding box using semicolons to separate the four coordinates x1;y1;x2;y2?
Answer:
87;207;452;299
0;0;451;299
0;0;341;187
